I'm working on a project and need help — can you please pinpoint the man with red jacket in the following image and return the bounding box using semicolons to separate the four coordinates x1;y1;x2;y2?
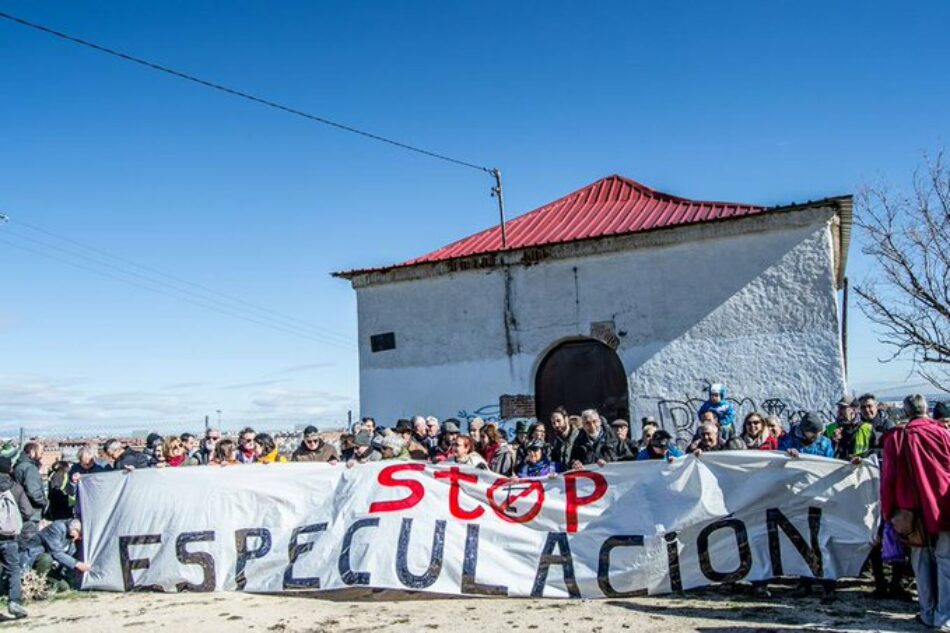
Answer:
881;394;950;631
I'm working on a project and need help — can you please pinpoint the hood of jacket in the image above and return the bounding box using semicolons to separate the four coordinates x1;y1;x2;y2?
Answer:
0;473;14;493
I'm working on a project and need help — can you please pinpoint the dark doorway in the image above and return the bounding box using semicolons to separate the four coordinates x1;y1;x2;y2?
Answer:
534;339;629;426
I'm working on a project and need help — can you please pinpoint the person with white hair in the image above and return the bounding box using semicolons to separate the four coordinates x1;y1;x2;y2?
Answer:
688;421;725;455
570;409;620;468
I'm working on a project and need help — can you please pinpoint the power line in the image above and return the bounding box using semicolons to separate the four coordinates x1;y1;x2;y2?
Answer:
0;10;494;174
0;232;355;350
8;218;354;345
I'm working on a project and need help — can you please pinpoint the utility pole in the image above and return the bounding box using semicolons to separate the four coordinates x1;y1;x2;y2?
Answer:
491;169;508;249
216;409;222;429
204;414;210;431
842;277;849;380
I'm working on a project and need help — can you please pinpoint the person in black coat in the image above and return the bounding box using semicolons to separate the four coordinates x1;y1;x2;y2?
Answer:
570;409;620;468
0;456;33;619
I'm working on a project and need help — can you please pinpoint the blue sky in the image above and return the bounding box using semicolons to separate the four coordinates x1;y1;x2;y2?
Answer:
1;1;948;435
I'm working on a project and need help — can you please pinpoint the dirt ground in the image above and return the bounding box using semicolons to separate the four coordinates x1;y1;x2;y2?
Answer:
0;579;921;632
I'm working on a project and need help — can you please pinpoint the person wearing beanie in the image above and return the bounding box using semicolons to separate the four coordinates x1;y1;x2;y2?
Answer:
0;455;32;619
342;431;381;465
777;411;838;603
779;412;834;458
291;426;338;463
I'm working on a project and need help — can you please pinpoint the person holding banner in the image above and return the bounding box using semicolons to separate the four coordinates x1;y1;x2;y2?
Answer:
570;409;619;468
635;430;683;462
450;435;488;470
778;413;834;458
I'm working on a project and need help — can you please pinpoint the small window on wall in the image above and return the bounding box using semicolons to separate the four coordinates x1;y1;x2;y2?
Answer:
370;332;396;352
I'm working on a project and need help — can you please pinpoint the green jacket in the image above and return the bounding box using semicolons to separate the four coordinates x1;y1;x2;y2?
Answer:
825;421;875;459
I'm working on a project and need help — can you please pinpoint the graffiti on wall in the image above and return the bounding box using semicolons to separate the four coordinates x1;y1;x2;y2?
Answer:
652;393;835;446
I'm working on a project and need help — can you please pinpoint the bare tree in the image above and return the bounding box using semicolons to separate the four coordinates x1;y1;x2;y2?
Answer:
854;152;950;391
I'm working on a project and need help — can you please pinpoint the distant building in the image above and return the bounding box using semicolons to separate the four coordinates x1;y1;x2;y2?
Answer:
335;175;851;437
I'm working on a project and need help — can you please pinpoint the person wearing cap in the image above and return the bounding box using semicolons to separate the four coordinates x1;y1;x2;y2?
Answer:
697;383;737;440
433;419;462;463
516;440;557;478
776;411;838;602
635;430;683;462
395;419;429;461
512;419;532;467
611;419;638;461
0;455;33;619
291;426;339;463
639;416;659;449
825;397;875;460
778;412;834;458
550;407;579;471
342;431;381;466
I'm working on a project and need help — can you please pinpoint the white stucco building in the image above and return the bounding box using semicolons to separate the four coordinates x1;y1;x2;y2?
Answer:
335;175;851;439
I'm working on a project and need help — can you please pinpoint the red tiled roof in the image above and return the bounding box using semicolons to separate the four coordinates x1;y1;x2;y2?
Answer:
338;174;767;277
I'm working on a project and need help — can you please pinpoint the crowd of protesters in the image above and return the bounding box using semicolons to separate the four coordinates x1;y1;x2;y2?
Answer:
0;385;947;628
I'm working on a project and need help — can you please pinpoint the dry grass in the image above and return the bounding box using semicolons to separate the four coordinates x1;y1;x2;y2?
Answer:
20;569;51;603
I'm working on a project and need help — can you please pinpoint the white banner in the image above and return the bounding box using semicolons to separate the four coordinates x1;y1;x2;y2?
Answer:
79;453;879;598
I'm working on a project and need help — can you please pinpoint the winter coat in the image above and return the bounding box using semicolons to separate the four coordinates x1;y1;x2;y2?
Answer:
39;519;80;570
743;434;778;451
115;448;150;470
551;428;580;469
881;418;950;536
570;425;620;465
517;458;558;478
45;466;73;521
615;437;639;461
13;454;46;522
697;399;737;428
489;442;516;476
0;473;34;540
778;428;835;458
635;446;684;461
452;452;488;470
291;441;339;463
825;421;876;459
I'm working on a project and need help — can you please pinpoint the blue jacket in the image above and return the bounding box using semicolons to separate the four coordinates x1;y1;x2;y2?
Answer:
517;459;558;478
40;519;80;570
635;446;684;461
698;400;737;427
778;429;835;458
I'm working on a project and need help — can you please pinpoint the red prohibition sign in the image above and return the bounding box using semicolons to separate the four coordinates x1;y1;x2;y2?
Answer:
486;478;545;523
